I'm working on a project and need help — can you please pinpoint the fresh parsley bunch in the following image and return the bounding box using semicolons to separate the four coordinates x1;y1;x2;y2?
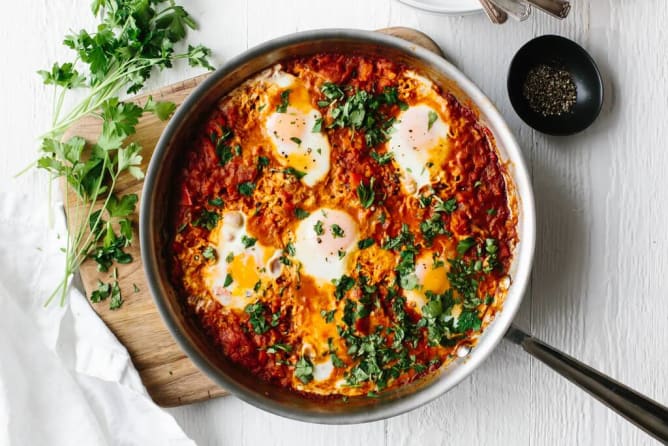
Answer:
35;0;213;308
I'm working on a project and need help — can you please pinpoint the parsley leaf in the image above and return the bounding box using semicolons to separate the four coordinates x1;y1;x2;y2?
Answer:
193;209;220;230
331;224;345;238
294;208;309;220
295;356;314;384
208;197;224;207
202;246;217;260
106;193;138;218
321;309;336;323
223;273;233;287
283;167;306;180
333;275;355;300
427;110;438;130
370;150;393;165
314;220;324;236
109;281;123;310
358;238;375;249
238;181;255;196
276;90;291;113
241;235;257;248
245;302;270;334
357;177;375;208
456;237;476;255
435;197;458;214
312;117;323;133
456;311;482;332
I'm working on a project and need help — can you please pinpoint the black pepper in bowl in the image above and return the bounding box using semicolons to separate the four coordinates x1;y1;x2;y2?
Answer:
522;64;577;117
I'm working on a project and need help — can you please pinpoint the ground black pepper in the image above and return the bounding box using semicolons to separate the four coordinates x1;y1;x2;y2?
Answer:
522;64;577;116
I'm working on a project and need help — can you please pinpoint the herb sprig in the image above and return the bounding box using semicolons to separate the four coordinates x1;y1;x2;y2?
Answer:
34;1;213;307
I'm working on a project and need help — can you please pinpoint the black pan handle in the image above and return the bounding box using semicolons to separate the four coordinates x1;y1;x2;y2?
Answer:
506;324;668;443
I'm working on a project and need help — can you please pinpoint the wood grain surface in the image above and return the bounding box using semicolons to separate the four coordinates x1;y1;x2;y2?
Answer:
4;0;668;444
61;26;442;408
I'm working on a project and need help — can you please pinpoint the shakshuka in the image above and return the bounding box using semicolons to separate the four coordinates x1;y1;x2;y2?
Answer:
169;53;518;398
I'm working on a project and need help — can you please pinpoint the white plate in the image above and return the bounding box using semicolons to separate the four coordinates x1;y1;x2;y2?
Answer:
397;0;482;15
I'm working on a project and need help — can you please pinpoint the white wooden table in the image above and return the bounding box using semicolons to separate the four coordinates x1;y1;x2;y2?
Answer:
3;0;667;444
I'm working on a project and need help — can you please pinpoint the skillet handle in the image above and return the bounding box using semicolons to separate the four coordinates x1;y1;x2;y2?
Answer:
506;324;668;443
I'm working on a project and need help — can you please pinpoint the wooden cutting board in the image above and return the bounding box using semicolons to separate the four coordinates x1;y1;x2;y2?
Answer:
63;27;443;407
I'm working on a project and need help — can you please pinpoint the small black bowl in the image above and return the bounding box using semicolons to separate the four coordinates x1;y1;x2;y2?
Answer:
508;35;604;136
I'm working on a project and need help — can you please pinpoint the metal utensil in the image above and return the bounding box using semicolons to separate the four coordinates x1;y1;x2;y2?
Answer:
524;0;570;18
507;326;668;443
489;0;531;21
478;0;508;24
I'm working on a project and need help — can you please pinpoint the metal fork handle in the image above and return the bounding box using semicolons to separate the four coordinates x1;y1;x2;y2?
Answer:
523;0;571;18
478;0;509;24
506;325;668;443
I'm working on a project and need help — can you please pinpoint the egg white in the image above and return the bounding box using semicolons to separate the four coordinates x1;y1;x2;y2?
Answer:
292;208;360;284
263;69;332;187
204;210;281;310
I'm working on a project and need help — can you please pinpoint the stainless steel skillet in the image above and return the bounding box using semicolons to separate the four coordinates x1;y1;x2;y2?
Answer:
140;29;667;441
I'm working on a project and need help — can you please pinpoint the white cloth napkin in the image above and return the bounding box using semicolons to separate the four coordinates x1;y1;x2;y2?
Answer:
0;189;195;446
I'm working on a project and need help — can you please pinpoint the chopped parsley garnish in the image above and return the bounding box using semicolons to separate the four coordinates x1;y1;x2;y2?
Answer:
357;177;375;208
456;237;476;255
208;197;224;207
257;156;270;172
357;238;375;249
487;208;497;216
319;82;345;105
337;249;346;259
456;311;482;332
331;224;345;238
312;117;323;133
331;352;345;368
216;140;239;166
241;235;257;248
483;238;500;273
418;194;432;208
420;213;448;245
314;220;324;236
202;246;217;260
109;281;123;310
244;302;270;334
266;343;292;354
284;241;296;256
90;280;110;303
295;356;314;384
447;257;479;303
321;309;336;323
427;110;438;130
223;273;233;287
290;136;302;145
294;207;310;220
238;181;255;196
370;150;393;165
225;252;234;263
193;209;220;230
276;89;291;113
332;275;355;300
322;83;403;147
435;197;458;214
271;312;280;327
283;167;307;180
